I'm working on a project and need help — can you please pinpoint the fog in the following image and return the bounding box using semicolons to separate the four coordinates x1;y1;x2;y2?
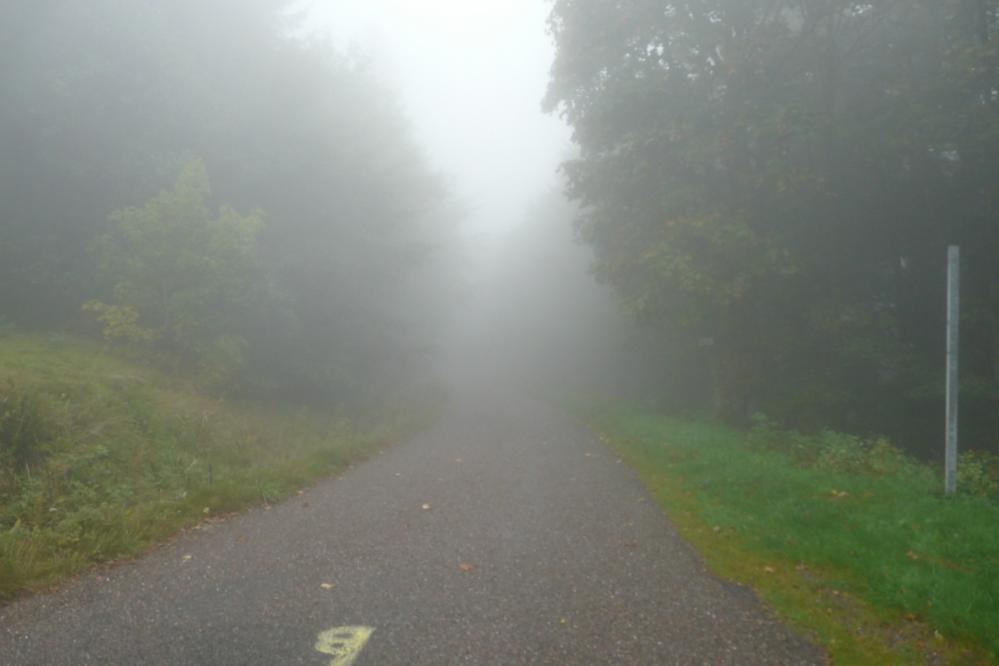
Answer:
299;0;647;396
3;1;999;454
303;0;571;238
3;5;999;656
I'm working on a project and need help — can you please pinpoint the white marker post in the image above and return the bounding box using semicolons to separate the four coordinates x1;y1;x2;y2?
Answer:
945;246;960;496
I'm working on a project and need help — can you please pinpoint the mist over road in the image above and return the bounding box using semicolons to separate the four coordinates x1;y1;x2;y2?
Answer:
0;375;821;665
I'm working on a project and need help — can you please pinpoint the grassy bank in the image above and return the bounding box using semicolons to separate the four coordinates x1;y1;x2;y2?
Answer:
582;405;999;665
0;334;433;601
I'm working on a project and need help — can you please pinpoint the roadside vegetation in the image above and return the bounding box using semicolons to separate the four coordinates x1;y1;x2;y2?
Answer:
0;334;437;601
2;2;461;413
0;4;456;602
546;1;999;459
582;404;999;664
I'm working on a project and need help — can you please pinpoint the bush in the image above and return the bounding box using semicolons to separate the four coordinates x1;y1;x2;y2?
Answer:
750;413;916;477
0;382;51;470
748;412;781;450
813;430;869;473
196;334;248;391
958;451;999;498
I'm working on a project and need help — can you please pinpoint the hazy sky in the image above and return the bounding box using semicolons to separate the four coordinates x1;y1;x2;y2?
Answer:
300;0;571;238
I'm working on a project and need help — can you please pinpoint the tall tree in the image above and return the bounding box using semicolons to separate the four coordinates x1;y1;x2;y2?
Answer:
546;1;999;449
0;1;459;406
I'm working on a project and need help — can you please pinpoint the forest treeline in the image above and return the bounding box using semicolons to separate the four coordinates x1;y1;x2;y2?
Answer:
546;0;999;454
0;1;459;407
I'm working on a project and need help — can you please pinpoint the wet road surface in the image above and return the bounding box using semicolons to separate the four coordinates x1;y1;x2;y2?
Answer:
0;385;824;664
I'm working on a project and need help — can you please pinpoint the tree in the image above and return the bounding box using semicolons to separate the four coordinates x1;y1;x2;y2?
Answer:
546;0;999;450
1;1;460;405
86;160;263;383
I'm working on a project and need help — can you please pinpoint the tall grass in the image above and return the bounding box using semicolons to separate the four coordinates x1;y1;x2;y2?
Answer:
0;334;430;600
586;405;999;663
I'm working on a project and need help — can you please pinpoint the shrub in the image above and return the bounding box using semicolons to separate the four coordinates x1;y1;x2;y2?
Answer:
196;334;248;391
958;451;999;498
0;382;51;470
813;430;869;473
750;413;916;477
748;412;783;451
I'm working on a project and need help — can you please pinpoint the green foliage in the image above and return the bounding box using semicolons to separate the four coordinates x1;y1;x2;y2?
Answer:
958;451;999;498
749;413;915;477
547;0;999;448
0;334;426;600
196;334;249;391
81;301;156;344
0;382;50;470
1;2;459;405
88;160;263;371
589;404;999;660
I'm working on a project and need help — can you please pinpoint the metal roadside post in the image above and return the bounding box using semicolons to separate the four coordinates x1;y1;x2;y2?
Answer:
945;246;960;496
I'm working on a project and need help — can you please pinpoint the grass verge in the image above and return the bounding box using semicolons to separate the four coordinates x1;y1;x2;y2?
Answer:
581;404;999;665
0;334;435;601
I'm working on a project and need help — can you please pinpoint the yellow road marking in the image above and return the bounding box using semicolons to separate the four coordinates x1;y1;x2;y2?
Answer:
315;626;375;666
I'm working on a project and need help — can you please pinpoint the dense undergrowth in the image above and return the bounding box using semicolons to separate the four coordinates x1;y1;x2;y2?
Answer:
584;405;999;664
0;334;434;601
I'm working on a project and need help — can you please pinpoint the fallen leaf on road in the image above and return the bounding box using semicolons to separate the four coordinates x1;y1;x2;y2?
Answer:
458;563;475;572
421;503;432;511
297;490;305;496
320;582;335;590
182;554;192;562
454;458;463;464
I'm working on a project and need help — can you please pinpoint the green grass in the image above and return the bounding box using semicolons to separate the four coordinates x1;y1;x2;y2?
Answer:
582;404;999;665
0;334;434;601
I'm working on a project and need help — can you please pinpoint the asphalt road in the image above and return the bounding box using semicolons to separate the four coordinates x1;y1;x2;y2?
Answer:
0;385;824;665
